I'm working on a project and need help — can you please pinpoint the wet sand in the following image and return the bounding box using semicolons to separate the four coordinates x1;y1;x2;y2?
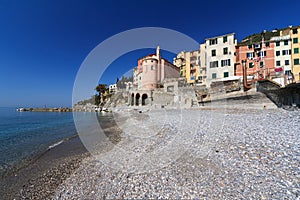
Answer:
0;136;90;199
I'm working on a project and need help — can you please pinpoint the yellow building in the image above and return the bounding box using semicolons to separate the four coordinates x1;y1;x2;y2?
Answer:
173;50;205;85
173;51;186;78
290;26;300;82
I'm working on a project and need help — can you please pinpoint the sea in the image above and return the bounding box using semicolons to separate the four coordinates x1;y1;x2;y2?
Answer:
0;107;100;178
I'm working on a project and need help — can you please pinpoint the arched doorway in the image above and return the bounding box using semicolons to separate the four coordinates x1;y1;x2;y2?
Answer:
142;93;148;106
131;93;134;106
135;93;140;106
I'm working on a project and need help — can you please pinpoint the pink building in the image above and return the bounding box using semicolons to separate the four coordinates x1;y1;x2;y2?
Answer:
235;32;276;87
134;46;180;90
131;46;180;106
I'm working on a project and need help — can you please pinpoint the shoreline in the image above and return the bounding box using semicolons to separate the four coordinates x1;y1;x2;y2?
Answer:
0;135;90;199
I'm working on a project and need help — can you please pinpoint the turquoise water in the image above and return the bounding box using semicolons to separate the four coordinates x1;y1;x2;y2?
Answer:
0;107;78;176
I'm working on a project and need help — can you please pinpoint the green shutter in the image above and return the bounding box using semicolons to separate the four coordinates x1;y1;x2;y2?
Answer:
260;61;264;68
224;72;229;78
249;62;254;68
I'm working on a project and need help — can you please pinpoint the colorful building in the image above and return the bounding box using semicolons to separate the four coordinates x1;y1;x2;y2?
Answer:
173;51;186;78
198;43;207;86
131;46;180;106
235;31;277;86
270;32;293;85
205;33;237;87
173;45;206;86
173;50;200;84
289;26;300;82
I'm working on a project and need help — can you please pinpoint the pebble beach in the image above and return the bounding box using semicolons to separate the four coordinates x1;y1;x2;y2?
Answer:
49;107;300;199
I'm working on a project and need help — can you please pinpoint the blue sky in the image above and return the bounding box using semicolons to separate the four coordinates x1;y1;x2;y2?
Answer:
0;0;299;107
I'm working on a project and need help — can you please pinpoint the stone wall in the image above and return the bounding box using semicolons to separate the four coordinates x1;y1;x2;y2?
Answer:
257;81;300;108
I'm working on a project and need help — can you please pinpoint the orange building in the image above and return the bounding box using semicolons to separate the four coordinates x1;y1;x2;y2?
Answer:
235;32;277;83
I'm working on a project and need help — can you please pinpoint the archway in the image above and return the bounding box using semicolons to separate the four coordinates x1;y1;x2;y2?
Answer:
135;93;140;106
142;93;148;106
131;93;134;106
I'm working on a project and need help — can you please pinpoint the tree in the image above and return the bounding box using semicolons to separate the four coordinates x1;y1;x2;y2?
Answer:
95;84;107;94
95;84;108;106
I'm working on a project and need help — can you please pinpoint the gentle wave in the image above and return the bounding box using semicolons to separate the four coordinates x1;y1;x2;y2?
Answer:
48;140;64;149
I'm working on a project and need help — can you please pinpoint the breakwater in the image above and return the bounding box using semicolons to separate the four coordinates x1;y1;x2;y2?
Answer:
17;107;72;112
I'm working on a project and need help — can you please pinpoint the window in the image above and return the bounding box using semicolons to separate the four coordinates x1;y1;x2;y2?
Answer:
223;47;228;55
257;51;267;57
223;36;227;43
248;44;252;49
284;40;289;45
247;52;254;59
293;28;298;34
285;60;290;65
212;49;216;56
151;65;155;70
212;73;217;79
265;42;270;47
209;38;218;45
210;61;218;68
249;62;254;68
282;50;291;55
276;51;280;56
254;43;261;49
221;59;231;67
276;61;281;66
293;38;298;44
260;61;264;68
294;48;299;54
224;72;229;78
276;41;280;46
294;58;300;65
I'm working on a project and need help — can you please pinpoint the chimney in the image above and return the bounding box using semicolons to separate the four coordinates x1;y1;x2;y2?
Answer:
156;46;160;58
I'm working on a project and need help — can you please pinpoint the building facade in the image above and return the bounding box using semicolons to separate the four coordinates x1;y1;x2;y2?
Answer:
235;31;277;86
198;43;207;86
173;51;186;78
109;84;117;93
290;26;300;82
205;33;237;87
270;33;293;85
173;46;206;86
131;46;180;106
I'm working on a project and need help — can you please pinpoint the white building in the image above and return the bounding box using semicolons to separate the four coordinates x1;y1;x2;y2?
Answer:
198;43;207;86
271;35;293;84
109;84;117;93
205;33;237;87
